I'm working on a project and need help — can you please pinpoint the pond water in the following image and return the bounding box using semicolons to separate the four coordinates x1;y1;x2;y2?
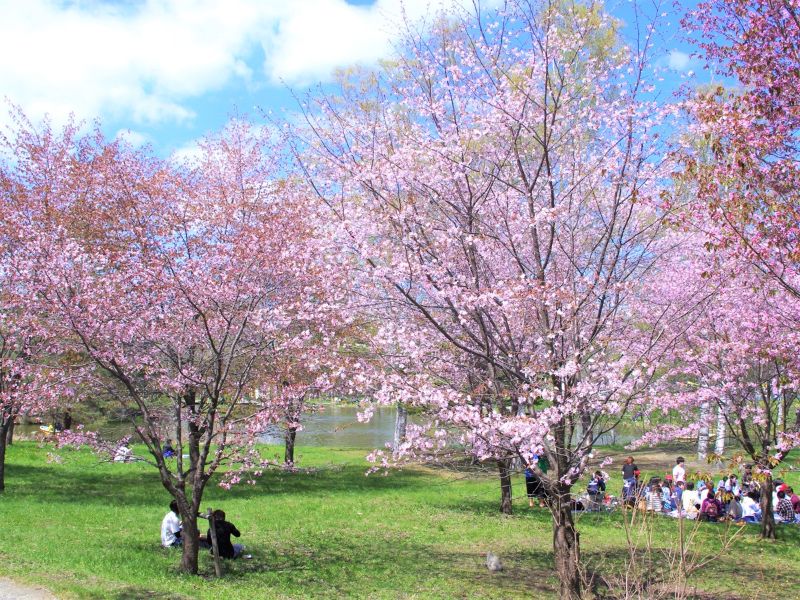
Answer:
15;404;400;450
16;405;638;449
259;404;400;448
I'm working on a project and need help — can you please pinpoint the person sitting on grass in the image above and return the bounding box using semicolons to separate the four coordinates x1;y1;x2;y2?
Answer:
700;490;721;522
208;510;243;559
671;481;684;514
740;464;756;494
661;478;674;512
771;482;786;514
162;439;176;459
682;481;700;519
789;487;800;520
741;491;761;523
114;441;133;463
715;485;732;516
776;490;795;523
725;474;740;497
586;471;606;511
161;500;182;548
645;478;662;513
727;494;744;522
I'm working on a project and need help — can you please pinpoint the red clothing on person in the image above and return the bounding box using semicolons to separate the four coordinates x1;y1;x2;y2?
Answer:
701;497;721;520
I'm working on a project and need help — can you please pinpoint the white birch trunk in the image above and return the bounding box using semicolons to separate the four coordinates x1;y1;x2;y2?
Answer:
393;403;408;456
697;402;710;461
714;401;726;456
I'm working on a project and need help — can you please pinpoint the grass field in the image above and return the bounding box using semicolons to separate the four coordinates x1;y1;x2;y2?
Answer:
1;442;800;599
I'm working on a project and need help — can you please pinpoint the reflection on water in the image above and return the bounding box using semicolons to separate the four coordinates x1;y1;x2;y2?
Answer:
15;405;401;450
259;404;399;449
16;405;638;449
16;422;137;442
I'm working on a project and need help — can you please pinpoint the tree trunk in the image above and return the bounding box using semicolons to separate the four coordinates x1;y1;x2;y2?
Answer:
284;426;297;465
760;474;776;540
497;457;513;515
393;403;408;455
714;402;726;456
178;392;203;574
179;511;200;574
552;485;582;600
0;419;8;492
697;402;710;461
5;418;13;446
62;410;72;431
580;412;592;445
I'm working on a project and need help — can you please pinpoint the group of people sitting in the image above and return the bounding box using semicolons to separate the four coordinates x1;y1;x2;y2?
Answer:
160;501;248;559
613;456;800;524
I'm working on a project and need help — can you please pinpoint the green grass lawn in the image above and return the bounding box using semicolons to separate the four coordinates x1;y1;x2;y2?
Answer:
1;442;800;599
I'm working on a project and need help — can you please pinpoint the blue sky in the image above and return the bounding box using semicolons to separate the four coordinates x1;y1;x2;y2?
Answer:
0;0;702;159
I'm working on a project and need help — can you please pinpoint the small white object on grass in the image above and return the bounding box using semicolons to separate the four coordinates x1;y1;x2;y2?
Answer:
486;551;503;572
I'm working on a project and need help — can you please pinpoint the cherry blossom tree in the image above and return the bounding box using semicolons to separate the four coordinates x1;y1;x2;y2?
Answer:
682;0;800;299
0;117;82;492
633;237;800;540
293;1;677;596
262;352;334;467
7;116;342;574
670;0;800;539
0;249;66;491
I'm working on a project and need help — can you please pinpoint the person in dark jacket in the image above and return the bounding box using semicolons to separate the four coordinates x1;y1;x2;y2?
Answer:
587;471;606;511
525;455;549;508
621;456;640;505
700;490;722;522
208;510;243;559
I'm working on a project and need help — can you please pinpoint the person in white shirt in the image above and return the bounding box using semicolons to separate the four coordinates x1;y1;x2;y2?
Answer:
682;481;700;518
161;500;182;547
672;457;686;484
114;442;132;463
741;492;761;523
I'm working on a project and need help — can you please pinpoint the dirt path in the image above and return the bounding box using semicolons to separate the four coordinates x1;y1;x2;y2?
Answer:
0;578;56;600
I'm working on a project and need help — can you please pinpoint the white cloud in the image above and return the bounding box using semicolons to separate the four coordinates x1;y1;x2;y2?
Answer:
0;0;266;125
264;0;508;85
261;0;472;85
115;129;149;148
667;50;691;72
0;0;501;127
170;139;205;165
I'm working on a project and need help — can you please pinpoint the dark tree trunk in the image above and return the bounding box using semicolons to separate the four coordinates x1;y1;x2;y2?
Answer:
176;393;204;575
552;484;582;600
179;510;200;574
62;410;72;431
581;412;592;442
760;474;776;540
285;426;297;465
497;457;513;515
5;418;13;446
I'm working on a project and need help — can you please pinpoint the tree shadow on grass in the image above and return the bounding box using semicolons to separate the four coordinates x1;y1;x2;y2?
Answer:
188;533;560;598
429;494;560;525
581;540;800;600
107;589;190;600
4;461;432;507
